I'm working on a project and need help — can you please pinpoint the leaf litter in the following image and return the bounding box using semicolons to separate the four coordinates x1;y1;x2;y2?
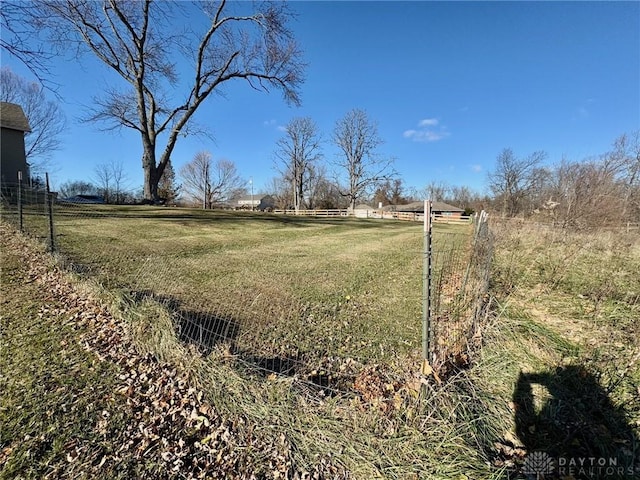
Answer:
0;223;348;479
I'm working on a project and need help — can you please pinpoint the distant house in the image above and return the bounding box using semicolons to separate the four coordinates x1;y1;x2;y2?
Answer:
391;201;465;218
1;102;31;187
354;204;374;210
431;201;465;217
353;203;375;218
58;195;105;204
234;194;275;211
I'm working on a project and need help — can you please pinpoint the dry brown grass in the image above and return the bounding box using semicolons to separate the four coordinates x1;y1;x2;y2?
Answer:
5;207;638;478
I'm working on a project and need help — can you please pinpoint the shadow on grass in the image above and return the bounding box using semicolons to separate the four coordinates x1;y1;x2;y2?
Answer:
131;290;345;393
131;291;240;354
51;205;410;229
512;365;638;477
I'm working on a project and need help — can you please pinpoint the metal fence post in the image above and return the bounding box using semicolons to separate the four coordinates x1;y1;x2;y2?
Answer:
422;199;433;375
17;170;23;232
45;173;55;252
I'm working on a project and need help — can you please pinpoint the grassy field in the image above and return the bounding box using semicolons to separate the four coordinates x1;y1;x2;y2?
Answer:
486;220;640;475
1;234;115;478
47;206;472;375
2;207;639;478
0;224;350;478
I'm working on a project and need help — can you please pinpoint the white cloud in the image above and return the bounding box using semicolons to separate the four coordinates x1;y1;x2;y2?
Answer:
418;118;439;127
471;164;482;172
403;129;417;138
403;118;450;143
264;119;287;132
572;99;596;121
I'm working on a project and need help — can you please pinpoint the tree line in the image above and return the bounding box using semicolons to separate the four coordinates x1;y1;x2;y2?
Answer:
487;132;640;228
4;57;637;223
3;1;637;226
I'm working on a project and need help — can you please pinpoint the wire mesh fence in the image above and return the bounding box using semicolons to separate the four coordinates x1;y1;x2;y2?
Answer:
1;182;493;390
1;181;51;245
426;210;493;375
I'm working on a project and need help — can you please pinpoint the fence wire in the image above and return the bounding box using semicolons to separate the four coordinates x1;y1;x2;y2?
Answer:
427;216;493;375
1;182;50;243
2;184;493;390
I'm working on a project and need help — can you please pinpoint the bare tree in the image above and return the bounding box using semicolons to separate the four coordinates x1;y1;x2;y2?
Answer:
180;151;244;208
181;152;212;209
0;5;54;88
306;164;345;209
110;160;128;204
526;166;553;214
92;159;128;204
422;180;451;202
265;176;293;209
19;0;304;201
608;131;640;220
58;180;98;198
0;67;66;175
274;117;323;211
210;158;245;206
332;109;394;210
373;178;407;207
312;177;346;209
93;162;112;203
543;158;625;228
487;148;547;217
447;185;484;213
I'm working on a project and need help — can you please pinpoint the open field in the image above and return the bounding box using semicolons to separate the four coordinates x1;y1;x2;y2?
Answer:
45;206;473;376
486;220;640;476
2;209;639;478
0;224;350;478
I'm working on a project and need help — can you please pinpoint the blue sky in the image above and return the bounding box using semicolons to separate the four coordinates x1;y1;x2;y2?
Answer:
3;1;639;195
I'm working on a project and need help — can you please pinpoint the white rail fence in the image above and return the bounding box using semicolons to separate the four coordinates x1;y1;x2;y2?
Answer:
272;208;474;224
272;209;349;217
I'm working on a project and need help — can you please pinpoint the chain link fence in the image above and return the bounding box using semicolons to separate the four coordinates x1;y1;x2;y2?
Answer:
2;182;493;389
1;181;52;245
425;207;493;376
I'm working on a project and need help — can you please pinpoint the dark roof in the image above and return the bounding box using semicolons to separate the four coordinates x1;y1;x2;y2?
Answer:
0;102;31;132
432;201;464;212
59;195;105;204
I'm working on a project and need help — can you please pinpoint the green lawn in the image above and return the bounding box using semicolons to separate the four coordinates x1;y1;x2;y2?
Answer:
49;205;471;371
2;210;638;479
0;226;131;479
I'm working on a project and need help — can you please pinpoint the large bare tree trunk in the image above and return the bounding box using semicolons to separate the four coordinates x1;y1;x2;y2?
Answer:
19;0;304;202
142;150;158;201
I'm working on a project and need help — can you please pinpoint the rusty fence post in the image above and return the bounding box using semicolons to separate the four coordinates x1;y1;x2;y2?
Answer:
45;173;55;252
